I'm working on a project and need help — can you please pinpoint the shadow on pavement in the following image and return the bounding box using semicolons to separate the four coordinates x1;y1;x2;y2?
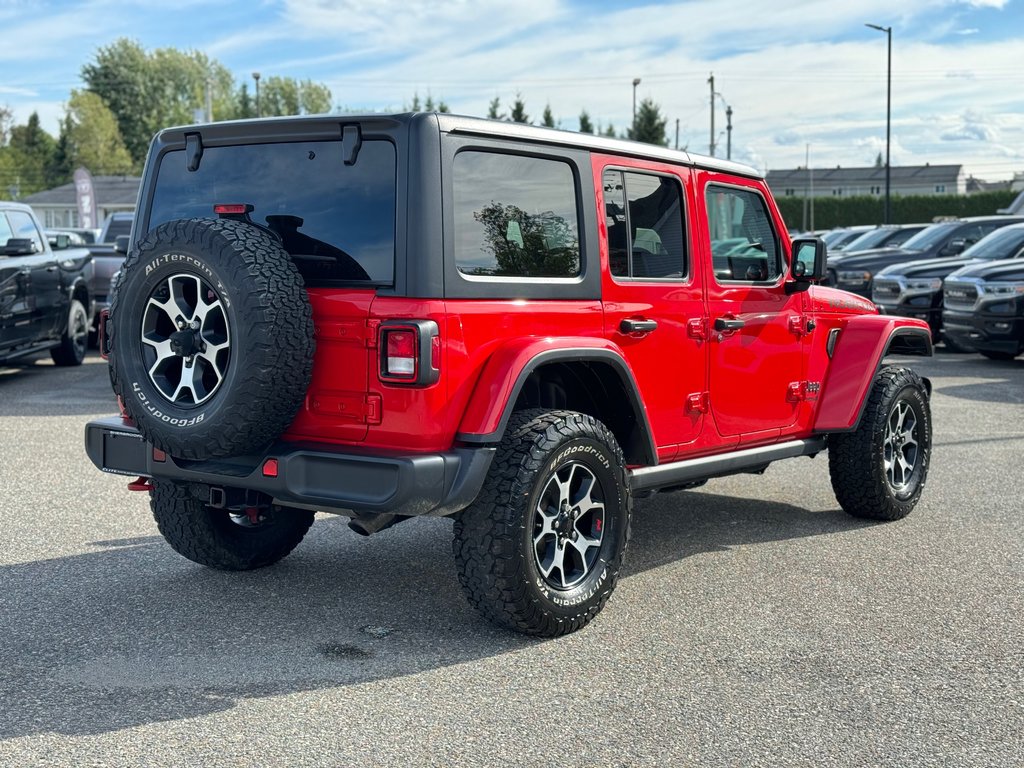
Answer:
0;492;869;740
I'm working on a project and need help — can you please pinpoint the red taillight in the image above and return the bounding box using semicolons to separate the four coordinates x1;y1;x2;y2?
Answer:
213;203;253;215
378;320;440;386
262;458;279;478
385;330;417;379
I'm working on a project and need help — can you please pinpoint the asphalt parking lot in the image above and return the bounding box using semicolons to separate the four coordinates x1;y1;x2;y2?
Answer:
0;350;1021;767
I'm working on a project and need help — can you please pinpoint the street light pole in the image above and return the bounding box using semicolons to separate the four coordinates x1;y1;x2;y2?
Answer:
253;71;261;118
632;77;641;128
866;23;892;224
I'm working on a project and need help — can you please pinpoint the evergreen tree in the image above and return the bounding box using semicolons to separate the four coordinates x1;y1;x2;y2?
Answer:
541;104;555;128
487;97;503;120
602;123;617;138
628;98;668;146
579;110;594;134
510;93;529;124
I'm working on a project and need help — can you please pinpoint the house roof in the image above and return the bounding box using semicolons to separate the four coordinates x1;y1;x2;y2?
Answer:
21;175;141;206
766;164;963;186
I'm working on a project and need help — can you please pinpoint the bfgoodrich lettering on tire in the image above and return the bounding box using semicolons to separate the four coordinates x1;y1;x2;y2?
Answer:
828;366;932;520
109;218;314;459
453;409;632;637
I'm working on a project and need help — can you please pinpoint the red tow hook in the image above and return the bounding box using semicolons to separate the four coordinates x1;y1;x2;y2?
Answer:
244;507;261;524
127;477;154;492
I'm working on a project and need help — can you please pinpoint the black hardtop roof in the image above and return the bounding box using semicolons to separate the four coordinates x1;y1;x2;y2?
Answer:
154;111;763;181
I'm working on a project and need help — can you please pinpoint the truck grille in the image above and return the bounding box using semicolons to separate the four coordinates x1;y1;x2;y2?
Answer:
943;280;979;310
872;278;901;301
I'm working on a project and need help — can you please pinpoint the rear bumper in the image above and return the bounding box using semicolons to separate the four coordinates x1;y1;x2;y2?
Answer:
84;416;495;518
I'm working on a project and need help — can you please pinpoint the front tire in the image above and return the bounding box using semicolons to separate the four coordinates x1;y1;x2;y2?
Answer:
151;481;315;570
50;299;88;366
829;366;932;520
453;410;632;637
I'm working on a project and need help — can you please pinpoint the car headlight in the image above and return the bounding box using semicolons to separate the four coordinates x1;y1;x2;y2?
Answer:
837;270;871;286
905;277;942;293
982;281;1024;296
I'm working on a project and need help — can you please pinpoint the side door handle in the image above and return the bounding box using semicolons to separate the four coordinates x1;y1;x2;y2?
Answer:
713;317;745;332
619;318;659;334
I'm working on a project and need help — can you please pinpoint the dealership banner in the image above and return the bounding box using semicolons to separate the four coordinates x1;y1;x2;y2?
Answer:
73;167;98;229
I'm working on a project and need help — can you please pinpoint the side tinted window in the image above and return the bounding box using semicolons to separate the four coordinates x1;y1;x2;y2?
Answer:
0;213;13;245
706;185;781;283
6;210;44;252
150;139;396;284
604;169;686;279
453;151;581;278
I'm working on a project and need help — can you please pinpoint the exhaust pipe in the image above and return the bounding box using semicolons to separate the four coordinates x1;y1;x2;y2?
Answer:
347;513;408;537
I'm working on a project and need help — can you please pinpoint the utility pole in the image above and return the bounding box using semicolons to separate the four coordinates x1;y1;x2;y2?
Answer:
725;105;733;160
675;118;680;151
708;73;715;156
253;72;261;118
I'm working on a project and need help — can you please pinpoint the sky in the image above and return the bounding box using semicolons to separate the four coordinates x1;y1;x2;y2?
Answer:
2;0;1023;181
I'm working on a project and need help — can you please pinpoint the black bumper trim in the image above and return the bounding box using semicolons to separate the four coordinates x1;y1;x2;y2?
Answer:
84;416;495;518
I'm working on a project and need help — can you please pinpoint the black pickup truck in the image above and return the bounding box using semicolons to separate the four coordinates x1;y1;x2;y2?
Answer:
1;202;94;367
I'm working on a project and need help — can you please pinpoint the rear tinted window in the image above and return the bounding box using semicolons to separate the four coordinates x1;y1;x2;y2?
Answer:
102;217;133;242
453;151;581;279
148;139;396;284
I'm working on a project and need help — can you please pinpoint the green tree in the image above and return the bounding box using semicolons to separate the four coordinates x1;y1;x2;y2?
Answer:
236;83;255;119
81;38;154;166
65;90;134;175
875;152;884;168
579;110;594;134
8;112;57;191
259;77;332;116
510;93;529;124
541;104;555;128
0;105;13;145
628;98;668;146
487;97;503;120
423;93;450;113
602;123;617;138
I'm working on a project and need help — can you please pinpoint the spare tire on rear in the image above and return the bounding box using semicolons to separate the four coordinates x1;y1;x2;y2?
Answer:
110;218;314;460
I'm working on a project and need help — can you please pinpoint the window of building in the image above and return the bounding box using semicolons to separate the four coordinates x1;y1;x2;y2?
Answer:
705;185;781;283
936;184;946;193
603;169;686;280
453;151;581;279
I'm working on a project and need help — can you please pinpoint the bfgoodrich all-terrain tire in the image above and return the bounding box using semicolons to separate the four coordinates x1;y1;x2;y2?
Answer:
110;218;314;459
453;409;632;637
150;481;314;570
829;366;932;520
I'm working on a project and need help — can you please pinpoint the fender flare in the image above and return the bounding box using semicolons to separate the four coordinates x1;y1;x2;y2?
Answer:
814;316;932;433
456;337;657;465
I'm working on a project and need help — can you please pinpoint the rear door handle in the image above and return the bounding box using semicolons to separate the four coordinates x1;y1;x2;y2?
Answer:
619;318;659;334
714;317;745;332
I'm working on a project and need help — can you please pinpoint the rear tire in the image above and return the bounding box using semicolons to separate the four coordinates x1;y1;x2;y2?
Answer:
453;409;631;637
829;366;931;520
150;480;314;570
50;299;88;366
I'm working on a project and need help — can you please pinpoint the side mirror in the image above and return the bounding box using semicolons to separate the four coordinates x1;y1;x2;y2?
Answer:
787;237;827;293
49;233;71;250
114;235;130;255
3;238;37;256
942;238;966;256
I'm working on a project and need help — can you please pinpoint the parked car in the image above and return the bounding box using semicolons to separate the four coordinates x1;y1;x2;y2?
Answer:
47;226;101;244
1;202;93;367
46;229;89;248
827;215;1024;297
84;212;134;340
822;225;876;251
840;223;929;254
873;223;1024;349
84;113;933;637
942;259;1024;360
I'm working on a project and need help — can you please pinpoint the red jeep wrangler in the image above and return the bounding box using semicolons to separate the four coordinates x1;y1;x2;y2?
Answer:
86;113;933;636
